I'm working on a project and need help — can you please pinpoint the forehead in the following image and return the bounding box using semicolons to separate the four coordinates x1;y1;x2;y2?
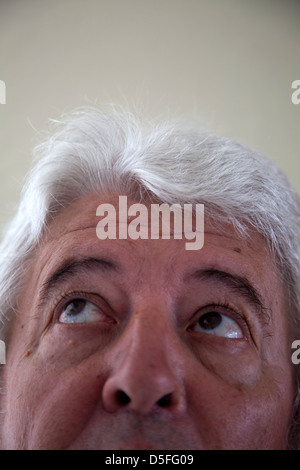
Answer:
35;192;279;293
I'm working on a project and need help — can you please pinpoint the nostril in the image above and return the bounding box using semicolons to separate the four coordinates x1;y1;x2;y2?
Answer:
115;390;173;409
116;390;131;405
157;393;172;408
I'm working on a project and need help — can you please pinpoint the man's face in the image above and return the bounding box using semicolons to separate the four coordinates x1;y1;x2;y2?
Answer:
0;193;296;449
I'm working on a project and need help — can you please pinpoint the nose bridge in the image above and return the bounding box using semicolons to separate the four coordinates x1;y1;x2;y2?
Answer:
102;303;186;415
127;306;170;360
125;311;174;382
115;306;176;385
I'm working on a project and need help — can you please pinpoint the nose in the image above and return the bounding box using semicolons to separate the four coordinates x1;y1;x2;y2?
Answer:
102;314;186;415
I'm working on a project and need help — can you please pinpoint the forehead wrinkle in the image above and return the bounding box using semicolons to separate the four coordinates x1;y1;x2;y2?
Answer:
46;223;99;242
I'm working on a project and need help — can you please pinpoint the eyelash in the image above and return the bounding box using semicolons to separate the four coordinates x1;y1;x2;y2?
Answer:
49;291;252;341
51;291;104;321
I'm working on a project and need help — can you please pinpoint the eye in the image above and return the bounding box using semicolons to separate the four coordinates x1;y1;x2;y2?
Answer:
59;298;114;324
192;310;243;339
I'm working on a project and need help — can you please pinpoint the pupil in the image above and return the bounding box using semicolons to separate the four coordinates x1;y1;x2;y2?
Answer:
199;312;222;330
67;299;86;315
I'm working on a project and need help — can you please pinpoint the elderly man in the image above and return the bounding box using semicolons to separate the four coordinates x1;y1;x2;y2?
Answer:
0;107;299;450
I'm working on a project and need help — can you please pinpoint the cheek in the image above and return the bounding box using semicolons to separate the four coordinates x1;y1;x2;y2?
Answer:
35;368;106;449
4;357;107;450
188;332;262;387
2;328;110;450
187;361;294;449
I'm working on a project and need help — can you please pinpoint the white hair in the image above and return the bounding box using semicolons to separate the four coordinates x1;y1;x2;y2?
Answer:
1;106;300;447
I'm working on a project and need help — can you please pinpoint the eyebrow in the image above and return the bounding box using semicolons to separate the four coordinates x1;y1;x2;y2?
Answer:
39;257;120;306
188;268;268;316
38;259;270;326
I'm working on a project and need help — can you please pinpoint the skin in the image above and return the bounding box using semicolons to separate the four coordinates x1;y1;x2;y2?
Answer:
0;193;296;449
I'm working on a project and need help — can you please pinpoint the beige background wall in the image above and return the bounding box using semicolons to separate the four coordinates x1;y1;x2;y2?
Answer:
0;0;299;235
